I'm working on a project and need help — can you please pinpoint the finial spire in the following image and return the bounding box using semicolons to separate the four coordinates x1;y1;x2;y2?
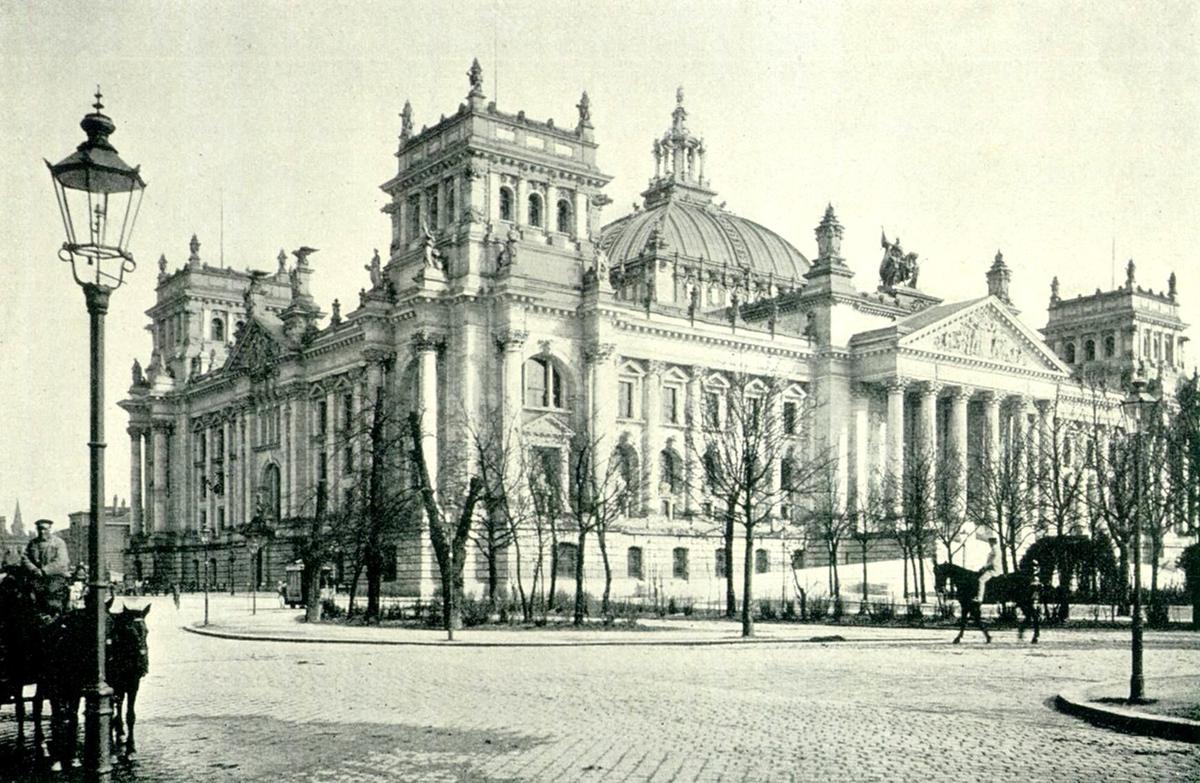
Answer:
93;86;104;113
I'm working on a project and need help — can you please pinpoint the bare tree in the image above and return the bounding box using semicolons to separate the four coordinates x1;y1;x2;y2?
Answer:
801;461;854;597
692;373;827;637
965;431;1031;576
932;445;968;567
850;470;891;610
406;412;482;639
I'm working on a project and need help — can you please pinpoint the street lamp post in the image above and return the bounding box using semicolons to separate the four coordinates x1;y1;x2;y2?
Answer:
241;514;274;616
47;88;146;780
1122;369;1156;702
199;526;211;626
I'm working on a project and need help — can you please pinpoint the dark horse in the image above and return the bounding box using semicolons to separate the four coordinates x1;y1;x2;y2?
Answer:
933;563;1041;644
0;568;48;755
108;604;151;756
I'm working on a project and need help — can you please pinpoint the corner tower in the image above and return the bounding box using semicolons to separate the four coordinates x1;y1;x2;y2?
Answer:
380;59;612;292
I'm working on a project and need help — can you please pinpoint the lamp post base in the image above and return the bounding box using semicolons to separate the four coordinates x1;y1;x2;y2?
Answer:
83;682;114;777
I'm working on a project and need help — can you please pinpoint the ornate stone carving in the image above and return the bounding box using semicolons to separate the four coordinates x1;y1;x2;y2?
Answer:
926;310;1026;366
421;228;445;271
131;358;146;386
411;330;445;353
879;230;919;289
365;249;382;288
584;343;616;364
493;328;528;352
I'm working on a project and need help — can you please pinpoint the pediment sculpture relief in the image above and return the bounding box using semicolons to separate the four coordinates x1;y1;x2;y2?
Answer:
921;310;1030;367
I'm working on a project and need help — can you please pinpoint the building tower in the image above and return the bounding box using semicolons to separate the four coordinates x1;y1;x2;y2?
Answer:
1042;259;1189;393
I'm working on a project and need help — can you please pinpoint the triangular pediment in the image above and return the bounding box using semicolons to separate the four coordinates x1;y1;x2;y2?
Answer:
524;412;574;443
224;318;287;378
898;298;1070;374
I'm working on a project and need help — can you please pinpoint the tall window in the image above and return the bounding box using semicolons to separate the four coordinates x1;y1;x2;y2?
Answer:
704;391;721;428
317;400;328;438
780;454;796;493
524;357;564;409
211;317;225;342
444;177;456;224
618;380;636;419
499;186;514;222
528;193;544;228
662;386;680;424
556;199;572;233
614;441;639;514
407;193;421;238
1104;334;1116;358
660;448;683;494
427;188;439;229
703;447;722;490
1085;339;1096;362
672;547;689;580
783;401;798;435
755;548;770;574
261;463;281;519
791;549;806;570
715;548;727;579
531;446;563;518
556;541;577;577
627;546;644;579
1064;343;1076;364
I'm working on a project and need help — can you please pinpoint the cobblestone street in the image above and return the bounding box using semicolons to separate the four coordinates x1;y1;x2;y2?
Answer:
1;595;1196;782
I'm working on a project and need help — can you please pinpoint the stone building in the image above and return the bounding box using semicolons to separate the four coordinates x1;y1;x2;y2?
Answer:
121;62;1190;601
65;497;131;582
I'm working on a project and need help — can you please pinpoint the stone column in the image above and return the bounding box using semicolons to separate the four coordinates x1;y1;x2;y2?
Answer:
1010;397;1029;522
284;399;295;518
129;427;144;536
851;386;871;515
203;425;213;532
487;171;500;224
495;329;527;439
586;344;617;495
415;332;442;494
221;418;232;529
152;424;168;533
948;387;970;520
243;408;255;524
573;191;588;239
644;361;664;516
885;379;908;510
684;366;703;514
515;178;527;227
1034;400;1052;530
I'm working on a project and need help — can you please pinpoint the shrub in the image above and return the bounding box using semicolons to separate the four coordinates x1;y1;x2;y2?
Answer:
867;600;894;623
1146;598;1170;629
320;597;344;620
460;594;492;627
831;597;844;622
904;602;924;625
808;595;829;621
936;601;956;621
757;600;778;621
667;597;679;615
681;601;695;617
997;603;1018;624
782;599;797;621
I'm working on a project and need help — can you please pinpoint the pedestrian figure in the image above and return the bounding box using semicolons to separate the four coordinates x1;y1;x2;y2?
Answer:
172;582;181;610
976;535;1000;602
277;580;287;607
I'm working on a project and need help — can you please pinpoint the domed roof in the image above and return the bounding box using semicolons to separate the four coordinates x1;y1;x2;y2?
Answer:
597;88;809;279
599;200;809;279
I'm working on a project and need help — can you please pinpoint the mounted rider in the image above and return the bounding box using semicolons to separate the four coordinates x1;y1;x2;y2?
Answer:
22;518;71;615
976;534;1000;603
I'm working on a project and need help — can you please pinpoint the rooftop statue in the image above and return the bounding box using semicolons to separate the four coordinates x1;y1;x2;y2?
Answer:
879;230;920;289
366;248;382;288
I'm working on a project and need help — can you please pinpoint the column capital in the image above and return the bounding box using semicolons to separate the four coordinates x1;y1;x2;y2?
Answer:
493;327;528;352
883;377;909;394
1033;398;1054;414
584;342;616;365
917;380;944;397
127;425;148;439
647;359;667;378
947;385;973;402
362;347;396;367
412;330;446;353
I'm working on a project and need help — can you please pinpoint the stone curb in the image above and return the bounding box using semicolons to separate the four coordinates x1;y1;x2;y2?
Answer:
1055;682;1200;744
183;623;945;649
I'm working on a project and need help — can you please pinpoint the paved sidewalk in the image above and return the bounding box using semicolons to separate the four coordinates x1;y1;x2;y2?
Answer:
186;610;956;646
1057;676;1200;743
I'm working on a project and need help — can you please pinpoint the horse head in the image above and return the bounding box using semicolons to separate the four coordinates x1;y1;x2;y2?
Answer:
932;562;950;595
109;604;151;682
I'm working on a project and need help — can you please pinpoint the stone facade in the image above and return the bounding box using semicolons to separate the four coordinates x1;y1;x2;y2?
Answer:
65;497;131;582
120;63;1192;601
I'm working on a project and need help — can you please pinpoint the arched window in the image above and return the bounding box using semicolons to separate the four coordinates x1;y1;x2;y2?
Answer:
755;548;770;574
528;193;544;228
791;549;806;570
672;547;689;580
211;317;225;342
780;454;796;493
627;547;644;579
614;438;640;514
1085;340;1096;361
523;356;564;409
715;548;728;578
660;447;683;494
499;186;514;222
1104;335;1116;358
1064;342;1076;364
556;199;572;233
703;446;722;489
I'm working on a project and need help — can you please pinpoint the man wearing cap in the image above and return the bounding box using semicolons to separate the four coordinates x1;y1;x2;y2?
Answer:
976;534;1000;603
22;518;71;614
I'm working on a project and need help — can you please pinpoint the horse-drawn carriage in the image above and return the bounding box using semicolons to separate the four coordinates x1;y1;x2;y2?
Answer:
0;566;150;769
283;562;336;608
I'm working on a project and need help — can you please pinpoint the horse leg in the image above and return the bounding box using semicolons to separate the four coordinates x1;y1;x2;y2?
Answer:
975;605;990;643
111;690;125;754
953;601;966;643
32;687;46;758
126;685;138;755
1030;600;1040;644
14;686;25;748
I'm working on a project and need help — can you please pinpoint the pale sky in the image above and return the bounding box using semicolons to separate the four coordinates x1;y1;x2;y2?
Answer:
1;1;1197;525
